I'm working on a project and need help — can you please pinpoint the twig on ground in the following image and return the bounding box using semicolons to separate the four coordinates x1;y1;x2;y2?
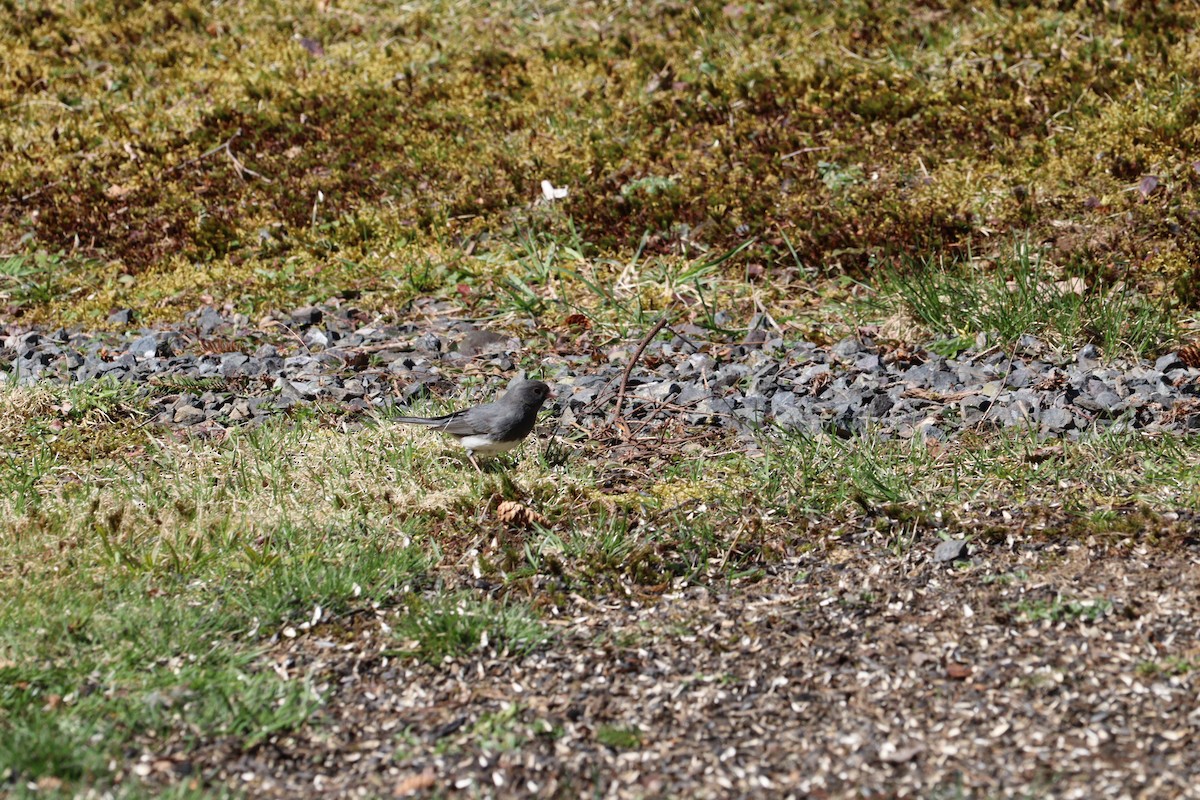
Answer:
164;129;242;175
259;320;312;353
162;127;271;182
20;179;67;203
714;520;746;574
610;314;672;436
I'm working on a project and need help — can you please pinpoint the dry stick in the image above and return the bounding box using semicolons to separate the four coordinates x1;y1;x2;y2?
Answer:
163;128;243;176
714;523;744;575
20;179;66;203
609;313;672;433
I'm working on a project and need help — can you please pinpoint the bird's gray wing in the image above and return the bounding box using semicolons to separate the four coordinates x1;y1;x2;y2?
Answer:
463;399;537;441
397;404;508;437
433;407;495;436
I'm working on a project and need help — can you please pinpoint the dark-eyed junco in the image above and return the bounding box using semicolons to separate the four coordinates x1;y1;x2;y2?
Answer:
393;379;552;469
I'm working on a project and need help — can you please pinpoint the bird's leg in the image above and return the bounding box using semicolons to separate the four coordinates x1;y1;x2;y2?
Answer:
466;450;483;473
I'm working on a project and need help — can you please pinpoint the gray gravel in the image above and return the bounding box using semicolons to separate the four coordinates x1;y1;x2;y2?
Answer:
3;301;1198;439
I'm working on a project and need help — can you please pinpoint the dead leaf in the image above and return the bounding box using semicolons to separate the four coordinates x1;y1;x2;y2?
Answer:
1025;446;1063;464
394;770;437;796
946;662;972;680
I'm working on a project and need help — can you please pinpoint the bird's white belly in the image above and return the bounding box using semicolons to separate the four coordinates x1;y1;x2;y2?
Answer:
459;435;520;454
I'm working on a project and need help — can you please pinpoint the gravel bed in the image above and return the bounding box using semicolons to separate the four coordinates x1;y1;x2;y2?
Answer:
4;302;1199;439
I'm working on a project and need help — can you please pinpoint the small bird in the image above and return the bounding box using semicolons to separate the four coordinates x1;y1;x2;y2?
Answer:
392;379;553;470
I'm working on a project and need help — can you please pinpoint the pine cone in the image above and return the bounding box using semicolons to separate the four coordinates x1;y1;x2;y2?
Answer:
1179;342;1200;368
495;500;548;528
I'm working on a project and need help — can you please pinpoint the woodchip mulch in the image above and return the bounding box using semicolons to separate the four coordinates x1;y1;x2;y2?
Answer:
141;518;1200;799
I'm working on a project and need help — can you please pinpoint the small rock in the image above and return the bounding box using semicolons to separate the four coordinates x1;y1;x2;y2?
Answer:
632;381;681;403
933;539;969;563
863;393;893;417
714;363;750;388
918;420;945;442
108;308;134;326
739;394;768;415
1076;344;1102;370
173;405;206;425
831;337;860;358
101;353;137;373
678;353;717;378
770;390;800;415
220;353;249;377
283;355;314;372
304;329;329;349
689;396;736;424
749;363;780;394
855;353;881;372
274;377;305;406
676;382;713;407
1155;352;1182;373
1015;334;1042;354
197;307;225;335
1006;367;1035;389
290;306;324;326
128;335;158;360
1092;390;1125;414
1040;406;1074;432
228;398;251;421
459;329;511;356
774;406;817;432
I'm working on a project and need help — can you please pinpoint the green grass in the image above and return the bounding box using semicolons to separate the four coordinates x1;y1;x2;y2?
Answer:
0;391;444;791
466;704;531;754
595;725;643;750
389;593;549;663
0;576;326;786
1013;597;1114;624
875;240;1177;358
1136;657;1198;677
756;425;1200;525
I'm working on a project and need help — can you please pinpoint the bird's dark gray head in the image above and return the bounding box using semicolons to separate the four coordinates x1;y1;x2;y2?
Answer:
506;379;552;409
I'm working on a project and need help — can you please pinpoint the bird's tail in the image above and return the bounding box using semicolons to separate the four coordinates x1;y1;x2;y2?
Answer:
391;415;452;427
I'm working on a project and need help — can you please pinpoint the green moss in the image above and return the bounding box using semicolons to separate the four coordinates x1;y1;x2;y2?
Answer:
3;1;1200;326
